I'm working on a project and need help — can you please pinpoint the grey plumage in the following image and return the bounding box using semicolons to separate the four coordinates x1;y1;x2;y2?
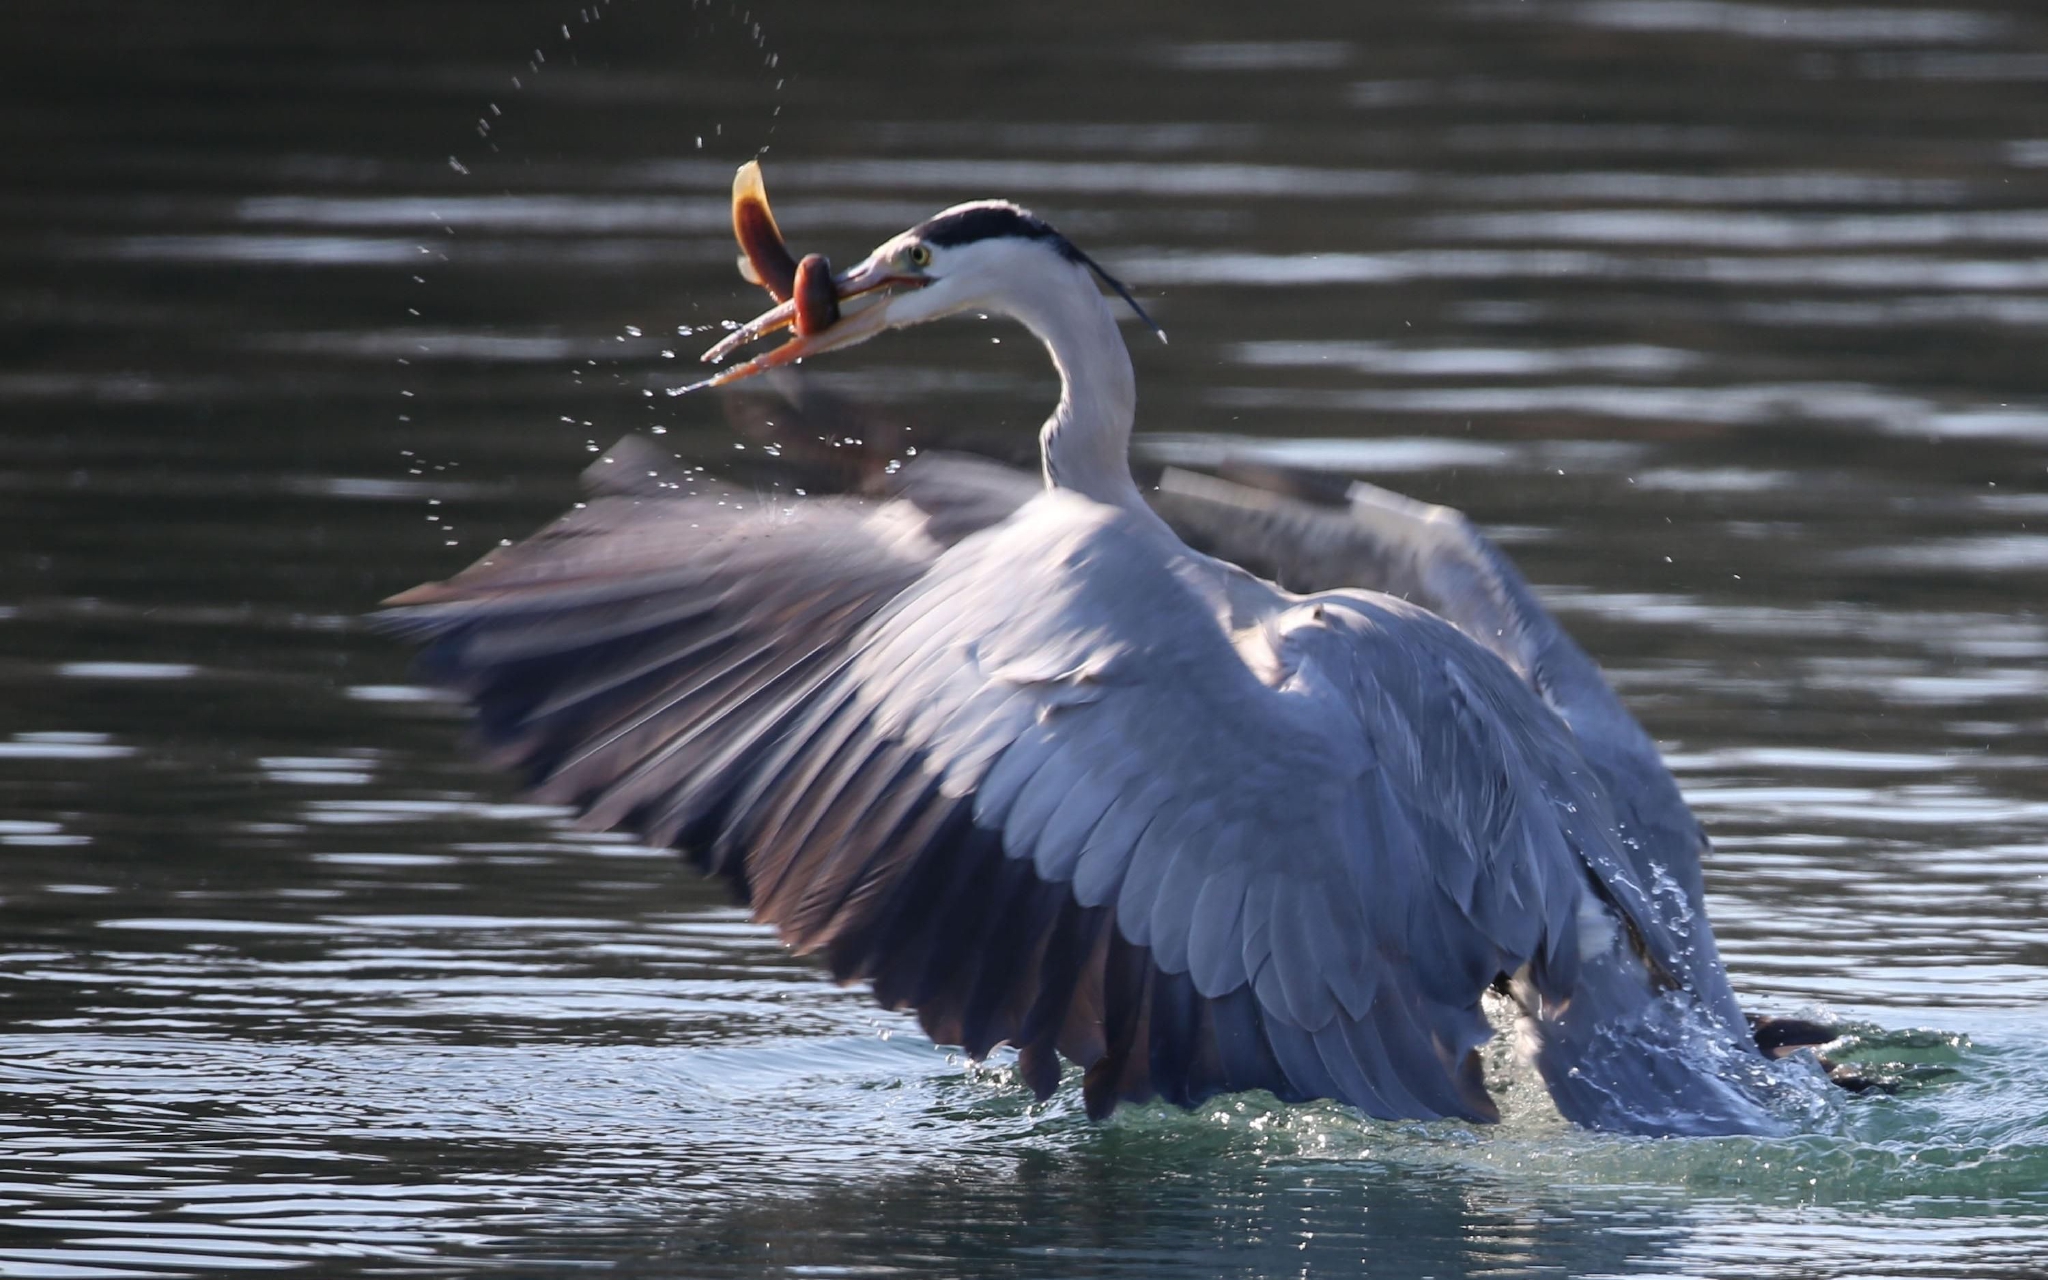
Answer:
382;456;1787;1134
380;207;1800;1135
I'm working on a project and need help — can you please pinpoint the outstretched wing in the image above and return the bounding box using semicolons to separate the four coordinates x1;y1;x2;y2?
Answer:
1151;467;1746;1036
384;486;1617;1122
379;487;944;830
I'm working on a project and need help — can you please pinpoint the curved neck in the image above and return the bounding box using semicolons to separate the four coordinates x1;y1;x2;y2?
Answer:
998;259;1146;512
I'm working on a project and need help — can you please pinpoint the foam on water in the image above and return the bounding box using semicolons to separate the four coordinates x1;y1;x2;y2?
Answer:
3;0;2045;1273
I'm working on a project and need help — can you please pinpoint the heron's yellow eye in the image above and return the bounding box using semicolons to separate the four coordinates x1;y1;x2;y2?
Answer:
905;243;932;269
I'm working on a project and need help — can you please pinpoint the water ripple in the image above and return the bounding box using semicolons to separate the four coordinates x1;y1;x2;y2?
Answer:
6;0;2047;1273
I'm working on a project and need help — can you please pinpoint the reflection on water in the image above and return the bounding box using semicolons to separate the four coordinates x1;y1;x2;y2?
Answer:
2;0;2046;1275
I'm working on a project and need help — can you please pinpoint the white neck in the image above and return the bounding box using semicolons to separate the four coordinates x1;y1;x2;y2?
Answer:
992;256;1148;513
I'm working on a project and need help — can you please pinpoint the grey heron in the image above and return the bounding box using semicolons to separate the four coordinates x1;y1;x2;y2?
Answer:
381;199;1823;1135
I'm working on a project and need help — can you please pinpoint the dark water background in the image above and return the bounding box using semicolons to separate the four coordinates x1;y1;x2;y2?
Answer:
3;0;2048;1274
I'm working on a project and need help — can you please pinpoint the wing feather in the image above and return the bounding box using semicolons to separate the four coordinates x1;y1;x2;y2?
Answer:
1184;863;1252;996
380;467;1763;1130
1024;765;1124;881
1153;466;1747;1035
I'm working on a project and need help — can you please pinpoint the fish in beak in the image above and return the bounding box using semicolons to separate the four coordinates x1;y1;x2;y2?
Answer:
676;252;928;395
679;161;1160;398
670;160;933;396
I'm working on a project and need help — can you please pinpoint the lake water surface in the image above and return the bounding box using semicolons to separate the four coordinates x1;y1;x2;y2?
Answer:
2;1;2047;1275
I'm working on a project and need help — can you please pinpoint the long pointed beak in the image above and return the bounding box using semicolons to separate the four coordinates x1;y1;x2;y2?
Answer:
674;259;924;395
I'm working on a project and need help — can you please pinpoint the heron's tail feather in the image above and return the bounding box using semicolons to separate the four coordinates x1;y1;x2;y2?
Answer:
1512;936;1806;1137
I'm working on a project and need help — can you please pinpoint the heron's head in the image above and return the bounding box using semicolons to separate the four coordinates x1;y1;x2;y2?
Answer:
688;200;1161;391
